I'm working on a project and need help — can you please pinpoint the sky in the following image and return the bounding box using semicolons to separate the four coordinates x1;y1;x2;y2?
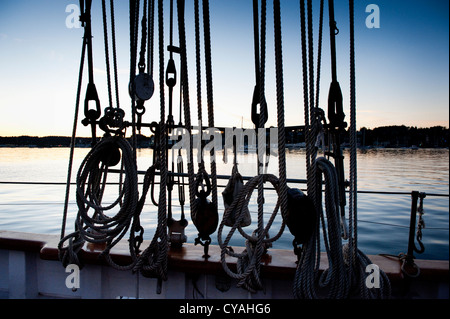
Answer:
0;0;448;137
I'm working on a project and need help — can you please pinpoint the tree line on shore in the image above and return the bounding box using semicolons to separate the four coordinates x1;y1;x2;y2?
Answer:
0;125;448;148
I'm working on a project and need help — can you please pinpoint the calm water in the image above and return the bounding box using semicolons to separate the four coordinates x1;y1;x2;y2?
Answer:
0;147;448;260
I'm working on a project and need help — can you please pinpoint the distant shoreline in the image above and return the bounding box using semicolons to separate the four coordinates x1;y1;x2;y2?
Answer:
0;125;448;149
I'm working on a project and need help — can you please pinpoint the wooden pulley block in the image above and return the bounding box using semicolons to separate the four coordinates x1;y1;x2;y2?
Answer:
286;188;317;245
222;172;251;227
99;140;121;167
129;73;155;101
192;194;219;241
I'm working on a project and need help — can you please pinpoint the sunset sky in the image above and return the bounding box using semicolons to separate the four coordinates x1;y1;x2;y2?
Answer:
0;0;448;137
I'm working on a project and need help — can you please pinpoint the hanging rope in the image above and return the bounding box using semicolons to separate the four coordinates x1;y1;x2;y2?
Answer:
176;0;195;230
293;0;391;299
189;0;219;258
99;0;127;137
345;0;391;298
59;136;140;270
218;174;285;292
60;26;87;244
60;1;141;271
217;0;288;293
133;0;169;289
273;0;288;227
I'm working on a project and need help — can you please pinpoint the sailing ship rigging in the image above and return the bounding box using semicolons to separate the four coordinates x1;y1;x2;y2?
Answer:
52;0;440;299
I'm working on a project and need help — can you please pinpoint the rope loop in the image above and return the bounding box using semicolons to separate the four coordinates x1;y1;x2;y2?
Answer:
218;174;286;292
67;135;140;269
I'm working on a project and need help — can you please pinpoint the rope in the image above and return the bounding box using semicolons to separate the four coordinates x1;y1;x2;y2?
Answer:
59;136;140;270
293;157;349;299
110;0;121;110
255;0;267;293
293;0;391;299
346;0;391;298
300;0;317;204
101;0;113;110
177;0;196;227
273;0;288;224
60;31;87;242
133;0;169;283
217;0;288;293
314;0;324;111
147;0;155;78
202;0;218;212
295;0;342;299
189;0;219;251
218;174;285;292
194;0;203;139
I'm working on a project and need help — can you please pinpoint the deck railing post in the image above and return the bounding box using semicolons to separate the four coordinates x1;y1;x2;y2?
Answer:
406;191;420;261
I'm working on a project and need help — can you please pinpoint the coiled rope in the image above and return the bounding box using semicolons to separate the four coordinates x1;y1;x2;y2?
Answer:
293;0;391;299
132;0;169;284
218;174;285;292
293;157;350;299
217;0;288;293
59;136;140;270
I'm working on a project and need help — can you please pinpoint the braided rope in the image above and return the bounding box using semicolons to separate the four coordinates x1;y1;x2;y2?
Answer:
133;0;169;281
177;0;196;220
202;0;218;212
60;31;87;242
294;157;350;299
101;0;113;109
110;0;121;109
216;0;288;294
218;174;285;292
346;0;390;298
273;0;288;224
59;136;140;270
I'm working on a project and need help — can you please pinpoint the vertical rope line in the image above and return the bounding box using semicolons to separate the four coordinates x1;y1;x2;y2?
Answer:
147;0;155;77
130;0;140;161
202;0;218;210
348;0;357;269
194;0;204;170
300;0;311;191
110;0;121;109
61;36;87;241
273;0;287;224
306;0;317;199
140;0;148;69
152;0;168;280
177;0;196;216
252;0;267;291
307;0;314;116
314;0;324;114
101;0;113;109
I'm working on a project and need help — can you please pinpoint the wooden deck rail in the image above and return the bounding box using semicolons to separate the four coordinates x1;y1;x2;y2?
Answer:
1;230;448;284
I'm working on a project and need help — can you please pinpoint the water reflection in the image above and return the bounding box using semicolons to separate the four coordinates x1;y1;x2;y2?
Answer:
0;147;448;260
